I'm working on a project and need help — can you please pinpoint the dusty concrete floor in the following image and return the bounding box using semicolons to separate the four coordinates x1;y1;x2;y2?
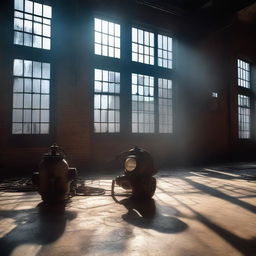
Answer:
0;166;256;256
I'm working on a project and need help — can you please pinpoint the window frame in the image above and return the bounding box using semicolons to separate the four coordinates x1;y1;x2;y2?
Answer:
94;17;121;59
12;58;51;135
237;58;253;140
93;68;121;133
92;15;176;137
10;0;54;143
13;0;52;50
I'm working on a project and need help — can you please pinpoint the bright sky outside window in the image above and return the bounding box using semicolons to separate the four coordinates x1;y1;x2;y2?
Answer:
14;0;52;50
238;94;250;139
158;34;172;69
212;92;218;98
94;69;120;133
238;59;250;88
12;59;50;134
94;18;121;58
158;78;173;133
132;73;154;133
132;28;154;65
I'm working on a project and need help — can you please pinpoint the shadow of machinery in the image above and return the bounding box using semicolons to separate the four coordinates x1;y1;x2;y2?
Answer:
118;197;188;234
0;201;77;256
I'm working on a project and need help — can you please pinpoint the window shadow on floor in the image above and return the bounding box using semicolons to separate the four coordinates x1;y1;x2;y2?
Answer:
182;177;256;214
174;196;256;256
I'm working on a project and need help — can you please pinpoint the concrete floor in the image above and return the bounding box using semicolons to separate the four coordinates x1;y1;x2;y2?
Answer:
0;166;256;256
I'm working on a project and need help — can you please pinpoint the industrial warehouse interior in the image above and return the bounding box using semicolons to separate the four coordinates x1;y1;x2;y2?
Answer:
0;0;256;255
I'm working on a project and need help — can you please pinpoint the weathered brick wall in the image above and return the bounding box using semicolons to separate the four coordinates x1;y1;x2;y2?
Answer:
0;0;255;175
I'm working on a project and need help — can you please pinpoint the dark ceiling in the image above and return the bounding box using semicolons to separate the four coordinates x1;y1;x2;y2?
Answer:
137;0;256;17
135;0;256;38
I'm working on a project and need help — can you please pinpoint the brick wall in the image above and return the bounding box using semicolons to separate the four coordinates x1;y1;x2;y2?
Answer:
0;0;255;175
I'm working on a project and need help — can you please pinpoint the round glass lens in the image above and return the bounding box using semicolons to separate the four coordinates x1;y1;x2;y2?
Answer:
125;157;136;172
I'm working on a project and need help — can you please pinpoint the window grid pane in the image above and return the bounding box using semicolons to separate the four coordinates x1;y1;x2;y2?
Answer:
132;28;154;65
94;18;121;59
12;59;50;134
158;34;172;69
132;73;154;133
94;69;120;133
158;78;173;133
238;94;250;139
14;0;52;50
237;59;250;88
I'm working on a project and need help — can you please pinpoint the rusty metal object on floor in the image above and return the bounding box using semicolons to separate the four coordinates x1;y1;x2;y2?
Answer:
33;144;77;203
112;146;157;200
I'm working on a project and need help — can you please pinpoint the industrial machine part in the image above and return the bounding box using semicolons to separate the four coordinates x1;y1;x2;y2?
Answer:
33;144;77;202
112;146;157;199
